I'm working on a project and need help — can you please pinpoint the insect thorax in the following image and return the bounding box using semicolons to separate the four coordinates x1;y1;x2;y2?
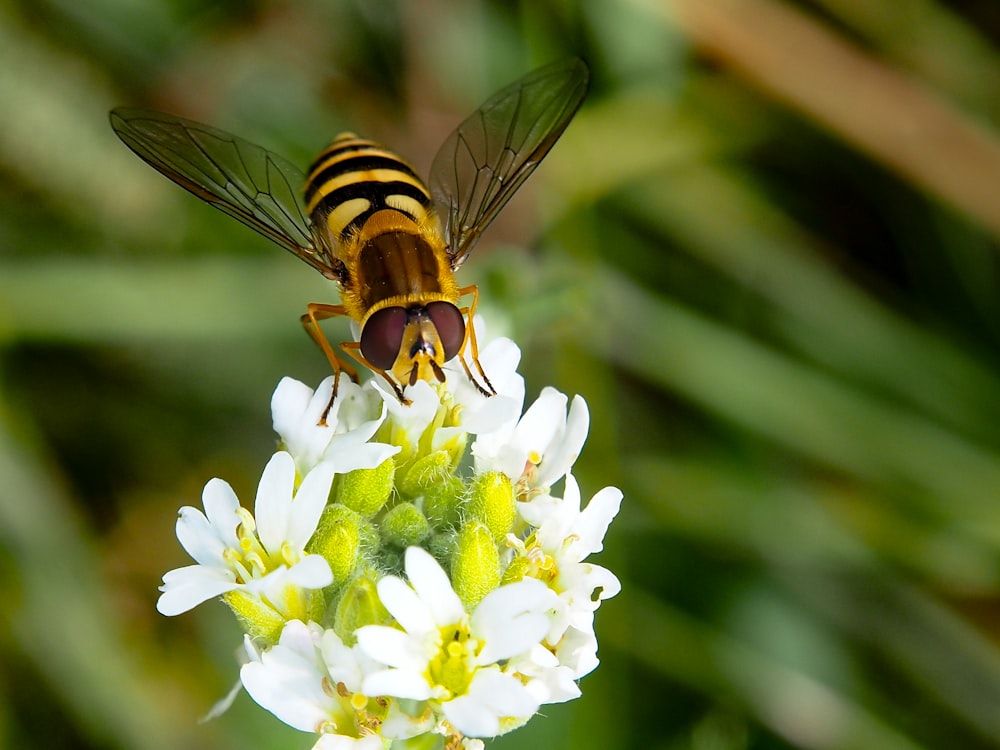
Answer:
355;228;458;320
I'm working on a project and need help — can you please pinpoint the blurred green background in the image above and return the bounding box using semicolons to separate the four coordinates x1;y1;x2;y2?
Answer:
3;0;1000;748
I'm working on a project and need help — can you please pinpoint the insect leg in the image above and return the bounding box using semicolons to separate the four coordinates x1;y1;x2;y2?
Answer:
339;341;412;406
456;284;496;397
301;303;360;424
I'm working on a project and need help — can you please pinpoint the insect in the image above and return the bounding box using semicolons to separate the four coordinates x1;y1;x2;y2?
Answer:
110;58;589;417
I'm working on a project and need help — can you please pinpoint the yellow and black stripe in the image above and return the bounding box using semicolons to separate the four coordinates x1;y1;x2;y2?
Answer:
305;134;433;243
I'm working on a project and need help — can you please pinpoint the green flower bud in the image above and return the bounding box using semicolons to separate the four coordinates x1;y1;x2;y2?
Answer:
382;502;430;548
224;590;289;644
452;521;500;609
335;458;394;516
426;530;457;563
357;515;381;555
398;450;452;498
306;504;362;586
333;573;390;644
466;471;515;539
379;545;404;575
423;475;466;529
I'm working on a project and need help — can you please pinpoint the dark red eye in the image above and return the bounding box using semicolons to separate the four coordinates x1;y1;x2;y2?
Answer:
361;307;407;370
427;302;465;362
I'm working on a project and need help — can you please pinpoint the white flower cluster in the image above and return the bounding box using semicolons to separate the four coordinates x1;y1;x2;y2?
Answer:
158;337;622;749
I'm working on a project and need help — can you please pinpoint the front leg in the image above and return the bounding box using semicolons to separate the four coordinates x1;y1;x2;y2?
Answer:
300;302;360;424
340;341;412;406
456;284;496;397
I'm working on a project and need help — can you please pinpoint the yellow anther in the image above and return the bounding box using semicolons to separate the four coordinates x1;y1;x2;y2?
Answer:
350;692;368;711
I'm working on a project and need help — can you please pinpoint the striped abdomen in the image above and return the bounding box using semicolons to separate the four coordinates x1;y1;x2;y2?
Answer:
304;134;434;245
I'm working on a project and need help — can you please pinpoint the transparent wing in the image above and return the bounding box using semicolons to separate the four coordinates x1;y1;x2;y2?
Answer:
109;107;344;281
429;57;589;269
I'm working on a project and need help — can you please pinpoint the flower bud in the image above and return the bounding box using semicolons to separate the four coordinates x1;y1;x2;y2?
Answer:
335;457;394;516
423;475;465;529
452;521;500;609
307;504;362;586
333;572;390;644
466;471;515;539
426;529;457;562
224;589;293;644
382;502;430;548
398;450;452;498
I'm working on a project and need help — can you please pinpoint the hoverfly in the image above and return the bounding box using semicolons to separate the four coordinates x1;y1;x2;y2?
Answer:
110;58;589;418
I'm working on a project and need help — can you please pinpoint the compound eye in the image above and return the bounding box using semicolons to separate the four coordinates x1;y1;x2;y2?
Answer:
361;307;407;370
427;302;466;362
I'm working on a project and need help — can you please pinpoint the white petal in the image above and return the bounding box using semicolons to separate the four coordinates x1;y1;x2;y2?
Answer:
473;579;555;664
479;336;522;383
286;555;335;589
304;376;343;430
450;336;524;409
199;677;244;723
555;625;600;678
471;386;572;483
175;505;228;566
320;630;367;692
570;486;623;559
355;625;428;671
535;476;583;550
562;473;583;514
271;377;341;474
243;633;263;663
240;622;332;732
507;644;581;705
286;460;336;548
460;393;521;436
242;661;327;732
375;380;439;431
318;391;399;474
443;668;538;737
442;696;498;739
376;575;435;636
405;547;464;626
325;441;399;474
472;440;528;484
278;618;322;650
314;734;384;750
328;394;384;441
379;699;437;740
271;376;315;439
584;563;621;601
195;482;243;553
255;452;296;552
516;388;567;458
535;394;589;488
468;667;539;718
362;667;433;700
527;665;581;705
515;493;560;529
157;564;236;615
326;379;381;434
